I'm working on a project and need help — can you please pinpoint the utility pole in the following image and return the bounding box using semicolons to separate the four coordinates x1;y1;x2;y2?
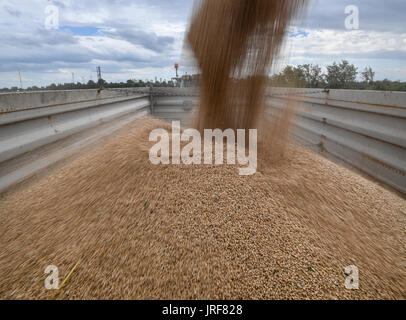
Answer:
96;66;103;90
17;68;23;90
71;72;75;89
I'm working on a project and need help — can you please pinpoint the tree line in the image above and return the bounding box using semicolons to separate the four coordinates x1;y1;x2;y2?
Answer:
1;60;405;93
0;79;176;93
269;60;406;91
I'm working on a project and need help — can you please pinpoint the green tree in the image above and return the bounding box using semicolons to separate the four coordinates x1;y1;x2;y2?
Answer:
269;65;306;87
361;66;375;84
298;64;325;88
326;60;358;89
87;80;96;88
126;79;136;87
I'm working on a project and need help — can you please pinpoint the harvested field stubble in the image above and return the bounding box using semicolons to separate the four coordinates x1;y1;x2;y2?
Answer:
0;118;405;300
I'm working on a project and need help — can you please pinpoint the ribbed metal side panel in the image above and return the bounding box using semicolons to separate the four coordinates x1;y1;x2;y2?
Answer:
0;90;150;193
1;87;405;194
152;87;406;194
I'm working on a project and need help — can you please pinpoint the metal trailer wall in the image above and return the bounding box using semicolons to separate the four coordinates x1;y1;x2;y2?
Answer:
0;87;405;195
151;87;406;194
0;89;150;193
152;88;199;126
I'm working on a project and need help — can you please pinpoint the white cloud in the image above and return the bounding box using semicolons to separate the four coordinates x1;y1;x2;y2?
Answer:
281;27;406;80
77;36;159;61
288;29;406;56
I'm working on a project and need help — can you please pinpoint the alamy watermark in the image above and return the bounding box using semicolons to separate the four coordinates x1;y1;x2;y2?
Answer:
345;5;359;30
344;265;359;290
44;265;59;290
149;121;257;175
45;5;59;30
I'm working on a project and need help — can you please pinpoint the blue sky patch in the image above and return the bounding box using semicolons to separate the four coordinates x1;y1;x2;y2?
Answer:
290;29;309;38
61;26;101;36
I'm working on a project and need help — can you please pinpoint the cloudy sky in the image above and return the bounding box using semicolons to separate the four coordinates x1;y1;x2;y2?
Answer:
0;0;405;88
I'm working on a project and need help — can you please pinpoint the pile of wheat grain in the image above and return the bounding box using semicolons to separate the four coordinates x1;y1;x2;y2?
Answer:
0;118;404;300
